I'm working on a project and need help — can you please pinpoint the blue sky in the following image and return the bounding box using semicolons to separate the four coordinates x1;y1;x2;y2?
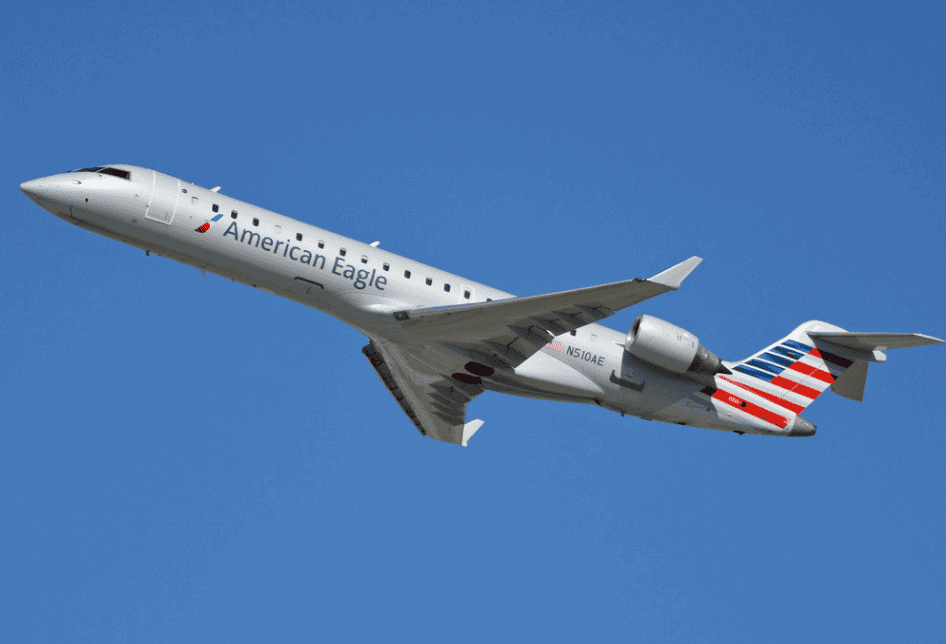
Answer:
2;1;945;641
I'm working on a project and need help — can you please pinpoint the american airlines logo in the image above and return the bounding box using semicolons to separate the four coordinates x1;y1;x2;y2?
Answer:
545;340;562;351
195;213;223;233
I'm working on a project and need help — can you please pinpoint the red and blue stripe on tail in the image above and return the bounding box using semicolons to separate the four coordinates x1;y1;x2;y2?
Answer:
723;321;854;416
702;321;943;434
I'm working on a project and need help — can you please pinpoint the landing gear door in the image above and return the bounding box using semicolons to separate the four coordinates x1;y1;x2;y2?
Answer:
145;171;180;225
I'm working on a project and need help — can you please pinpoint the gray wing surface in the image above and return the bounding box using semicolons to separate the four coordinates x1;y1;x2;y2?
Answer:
363;256;701;445
808;331;945;351
391;256;702;371
362;339;485;446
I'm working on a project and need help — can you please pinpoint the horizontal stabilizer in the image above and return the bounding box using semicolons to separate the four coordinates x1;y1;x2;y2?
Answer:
808;332;944;351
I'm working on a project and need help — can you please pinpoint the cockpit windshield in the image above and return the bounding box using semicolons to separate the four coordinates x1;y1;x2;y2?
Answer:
69;166;131;180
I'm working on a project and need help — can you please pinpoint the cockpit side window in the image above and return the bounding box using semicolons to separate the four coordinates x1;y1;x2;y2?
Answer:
99;167;131;180
69;166;130;180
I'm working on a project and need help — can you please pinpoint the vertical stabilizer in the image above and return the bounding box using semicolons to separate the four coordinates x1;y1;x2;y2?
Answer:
724;322;944;410
722;321;859;413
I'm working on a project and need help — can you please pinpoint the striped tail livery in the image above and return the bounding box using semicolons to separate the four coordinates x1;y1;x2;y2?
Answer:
705;321;943;436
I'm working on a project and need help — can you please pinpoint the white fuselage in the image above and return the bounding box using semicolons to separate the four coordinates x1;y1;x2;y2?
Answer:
20;165;790;437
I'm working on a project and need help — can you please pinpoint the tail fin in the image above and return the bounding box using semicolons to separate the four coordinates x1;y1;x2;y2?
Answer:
723;321;944;410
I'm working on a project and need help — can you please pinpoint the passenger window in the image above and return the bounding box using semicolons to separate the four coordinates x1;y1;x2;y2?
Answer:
231;210;238;219
383;263;390;271
487;298;493;302
361;255;368;264
340;248;347;257
296;233;303;241
252;218;259;226
425;278;432;286
570;330;577;336
464;290;471;299
318;241;324;249
212;204;219;213
444;284;451;292
404;270;411;278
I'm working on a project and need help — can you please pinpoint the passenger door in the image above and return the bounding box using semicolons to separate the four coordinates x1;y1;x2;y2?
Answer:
145;171;180;225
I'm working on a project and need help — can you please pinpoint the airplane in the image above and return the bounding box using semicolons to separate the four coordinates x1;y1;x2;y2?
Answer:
20;165;944;446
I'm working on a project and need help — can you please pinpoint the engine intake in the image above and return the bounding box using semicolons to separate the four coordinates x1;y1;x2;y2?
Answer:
625;314;729;382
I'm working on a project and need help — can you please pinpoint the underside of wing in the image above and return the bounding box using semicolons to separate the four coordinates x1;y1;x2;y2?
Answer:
808;331;945;351
361;257;701;445
362;339;485;446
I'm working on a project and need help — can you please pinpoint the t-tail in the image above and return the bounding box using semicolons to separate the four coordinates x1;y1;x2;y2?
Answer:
714;321;943;436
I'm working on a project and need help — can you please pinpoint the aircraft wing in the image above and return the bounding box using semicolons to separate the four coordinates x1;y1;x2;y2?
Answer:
363;256;700;445
362;339;485;446
390;256;702;371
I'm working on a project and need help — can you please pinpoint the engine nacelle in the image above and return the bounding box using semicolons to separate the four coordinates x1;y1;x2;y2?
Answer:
625;314;727;382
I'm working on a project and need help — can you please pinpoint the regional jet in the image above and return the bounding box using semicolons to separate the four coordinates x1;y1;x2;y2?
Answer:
20;165;944;445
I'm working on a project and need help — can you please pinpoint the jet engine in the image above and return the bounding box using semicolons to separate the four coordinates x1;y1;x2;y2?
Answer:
625;314;729;383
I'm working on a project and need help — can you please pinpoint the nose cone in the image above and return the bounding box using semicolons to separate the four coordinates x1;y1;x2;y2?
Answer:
788;415;817;437
21;177;62;206
20;178;46;202
20;175;79;210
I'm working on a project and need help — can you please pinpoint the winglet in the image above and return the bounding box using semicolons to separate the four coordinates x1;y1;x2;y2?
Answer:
460;419;485;447
647;256;702;289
